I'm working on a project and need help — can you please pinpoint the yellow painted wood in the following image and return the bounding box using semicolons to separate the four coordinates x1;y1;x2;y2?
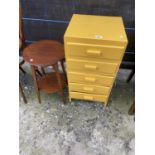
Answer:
68;72;114;86
69;83;110;95
84;77;96;82
64;14;128;105
64;14;128;46
67;58;119;76
70;92;107;103
66;42;125;60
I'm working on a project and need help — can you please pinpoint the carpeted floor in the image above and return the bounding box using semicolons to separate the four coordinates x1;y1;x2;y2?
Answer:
19;64;135;155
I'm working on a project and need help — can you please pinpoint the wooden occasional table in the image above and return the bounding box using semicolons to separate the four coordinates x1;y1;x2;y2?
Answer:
23;40;67;104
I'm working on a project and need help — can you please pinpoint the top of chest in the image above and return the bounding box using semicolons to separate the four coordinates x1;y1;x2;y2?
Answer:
64;14;128;46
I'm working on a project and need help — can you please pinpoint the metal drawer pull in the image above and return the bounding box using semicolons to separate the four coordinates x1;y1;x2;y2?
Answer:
86;50;101;55
84;77;96;82
83;87;94;92
84;96;93;100
84;64;97;70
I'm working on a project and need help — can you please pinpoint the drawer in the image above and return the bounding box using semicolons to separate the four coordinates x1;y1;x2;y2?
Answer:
67;59;119;76
68;72;114;86
70;92;107;103
69;83;110;95
66;42;124;60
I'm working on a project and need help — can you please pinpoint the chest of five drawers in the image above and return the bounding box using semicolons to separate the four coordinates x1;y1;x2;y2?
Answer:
64;14;128;105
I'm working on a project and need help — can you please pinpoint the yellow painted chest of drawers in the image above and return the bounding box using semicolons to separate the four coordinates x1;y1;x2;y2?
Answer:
64;14;128;106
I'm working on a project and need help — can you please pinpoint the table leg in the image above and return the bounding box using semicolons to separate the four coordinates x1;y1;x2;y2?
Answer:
19;66;26;74
34;66;42;77
19;60;26;74
60;59;68;84
127;69;135;83
19;82;27;103
128;101;135;115
31;65;41;103
53;63;66;104
41;66;46;75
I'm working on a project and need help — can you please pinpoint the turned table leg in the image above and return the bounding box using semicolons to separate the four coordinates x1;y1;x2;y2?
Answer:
31;65;41;103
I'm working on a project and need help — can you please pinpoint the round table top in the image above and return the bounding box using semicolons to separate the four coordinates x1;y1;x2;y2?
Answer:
23;40;64;66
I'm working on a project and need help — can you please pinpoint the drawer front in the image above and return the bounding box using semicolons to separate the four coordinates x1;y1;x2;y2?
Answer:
67;59;119;76
69;83;110;95
70;92;107;103
66;42;124;60
68;72;114;86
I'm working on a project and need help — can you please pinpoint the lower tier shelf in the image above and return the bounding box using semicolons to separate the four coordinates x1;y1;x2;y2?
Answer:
37;72;66;93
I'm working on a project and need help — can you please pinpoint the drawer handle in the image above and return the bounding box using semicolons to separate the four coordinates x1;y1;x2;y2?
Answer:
86;50;101;55
84;95;93;100
84;65;97;70
84;77;96;82
83;87;94;92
